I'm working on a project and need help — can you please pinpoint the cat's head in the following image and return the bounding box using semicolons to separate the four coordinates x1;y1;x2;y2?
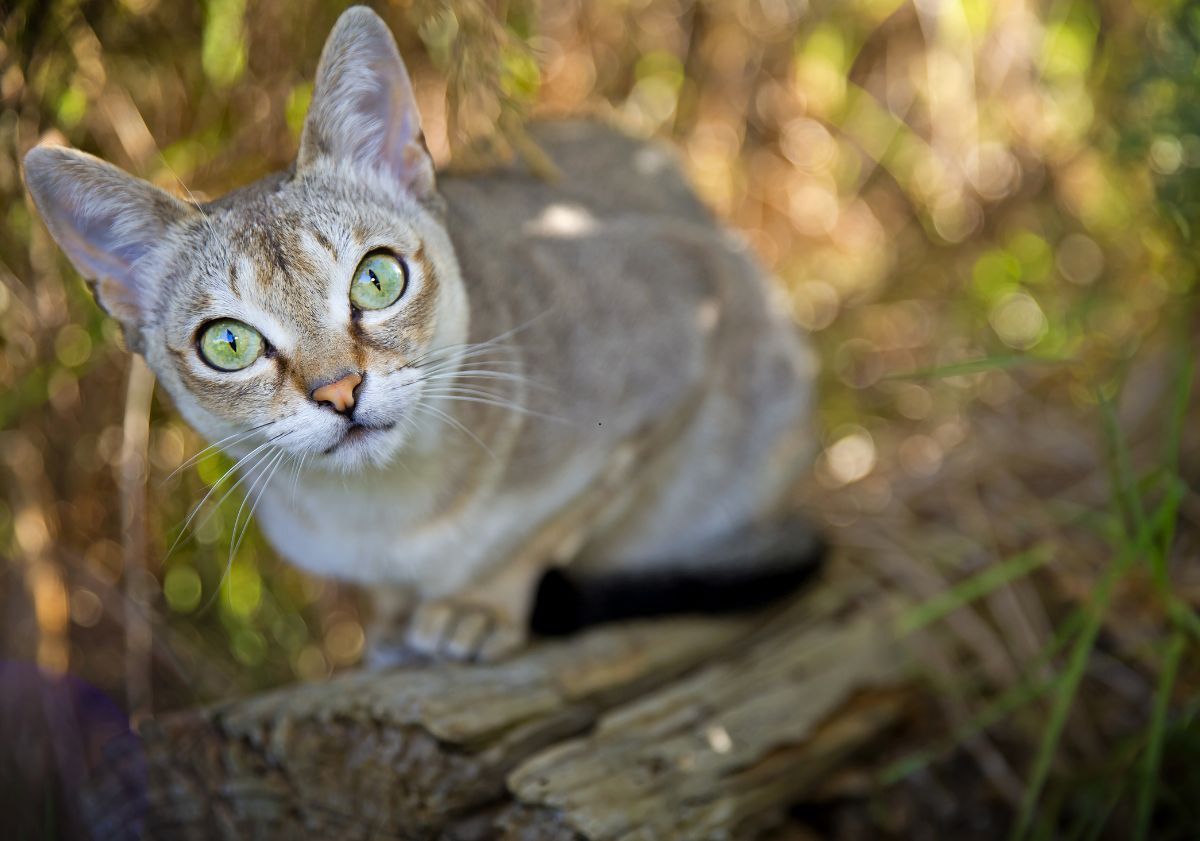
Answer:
23;7;465;473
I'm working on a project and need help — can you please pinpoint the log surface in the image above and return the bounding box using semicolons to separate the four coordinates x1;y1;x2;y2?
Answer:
84;562;910;840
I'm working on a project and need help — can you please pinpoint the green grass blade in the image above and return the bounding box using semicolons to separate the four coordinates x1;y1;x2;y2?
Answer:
1134;630;1187;840
1154;351;1194;566
897;545;1054;635
1011;463;1179;840
1168;597;1200;643
880;609;1085;785
1080;775;1131;841
1161;347;1194;478
1011;546;1134;841
1096;387;1147;547
880;670;1055;785
886;354;1073;381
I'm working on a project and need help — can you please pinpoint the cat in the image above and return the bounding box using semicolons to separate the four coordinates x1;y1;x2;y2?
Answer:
23;6;820;663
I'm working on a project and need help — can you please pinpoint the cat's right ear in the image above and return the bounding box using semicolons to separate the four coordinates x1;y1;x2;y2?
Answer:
23;145;192;348
297;7;436;201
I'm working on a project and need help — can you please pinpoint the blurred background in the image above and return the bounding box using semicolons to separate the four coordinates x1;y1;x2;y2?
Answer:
1;0;1198;837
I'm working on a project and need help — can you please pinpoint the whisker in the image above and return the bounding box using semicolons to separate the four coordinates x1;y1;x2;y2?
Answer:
417;356;526;373
230;447;288;562
397;436;416;476
414;351;520;378
430;396;566;424
184;451;273;545
412;401;498;462
388;413;418;478
162;421;275;484
421;386;528;409
159;155;220;243
419;380;516;397
419;368;550;391
422;340;522;359
408;339;505;368
191;446;283;616
290;451;308;504
407;312;549;369
165;432;288;557
227;448;285;561
195;447;287;616
420;387;568;423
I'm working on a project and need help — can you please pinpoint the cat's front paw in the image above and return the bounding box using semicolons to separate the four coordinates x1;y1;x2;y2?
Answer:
406;599;527;663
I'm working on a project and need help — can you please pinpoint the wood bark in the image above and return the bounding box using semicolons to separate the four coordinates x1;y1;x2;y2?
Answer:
83;561;911;840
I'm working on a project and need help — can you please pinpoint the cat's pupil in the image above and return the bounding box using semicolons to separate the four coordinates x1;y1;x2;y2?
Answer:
369;269;381;291
224;329;237;353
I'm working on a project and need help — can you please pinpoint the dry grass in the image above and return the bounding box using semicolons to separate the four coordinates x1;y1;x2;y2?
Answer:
0;0;1197;837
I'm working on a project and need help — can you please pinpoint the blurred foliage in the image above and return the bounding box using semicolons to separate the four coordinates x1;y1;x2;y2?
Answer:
1;0;1198;837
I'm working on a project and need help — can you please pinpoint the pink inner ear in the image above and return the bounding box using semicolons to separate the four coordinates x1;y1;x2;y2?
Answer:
24;144;192;329
93;275;144;334
326;67;432;194
397;135;435;197
57;222;136;288
402;136;430;168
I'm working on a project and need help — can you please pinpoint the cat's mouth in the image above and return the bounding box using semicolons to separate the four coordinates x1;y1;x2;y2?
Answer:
323;421;396;454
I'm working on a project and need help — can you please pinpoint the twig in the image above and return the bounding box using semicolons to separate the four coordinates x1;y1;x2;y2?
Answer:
120;356;155;720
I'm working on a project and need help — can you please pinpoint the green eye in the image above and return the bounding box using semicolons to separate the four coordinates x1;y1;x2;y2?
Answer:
350;252;407;311
198;319;264;371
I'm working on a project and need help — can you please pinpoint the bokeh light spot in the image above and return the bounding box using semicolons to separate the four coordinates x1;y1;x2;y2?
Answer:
989;292;1048;349
1057;233;1104;285
163;565;202;613
325;619;365;667
70;588;104;628
54;324;92;368
224;563;262;618
819;427;877;486
1150;135;1183;175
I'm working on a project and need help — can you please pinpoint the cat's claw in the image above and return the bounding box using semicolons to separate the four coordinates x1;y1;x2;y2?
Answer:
406;600;526;663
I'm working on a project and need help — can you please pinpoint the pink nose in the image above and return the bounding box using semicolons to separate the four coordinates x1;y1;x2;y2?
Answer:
311;372;362;414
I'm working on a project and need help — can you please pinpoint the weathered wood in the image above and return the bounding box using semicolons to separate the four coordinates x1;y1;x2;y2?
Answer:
84;562;910;840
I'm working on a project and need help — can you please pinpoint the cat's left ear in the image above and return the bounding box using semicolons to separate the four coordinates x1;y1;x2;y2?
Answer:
23;144;193;348
298;7;435;201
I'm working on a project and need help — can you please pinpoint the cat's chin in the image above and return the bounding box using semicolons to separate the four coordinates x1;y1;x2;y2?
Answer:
314;424;406;474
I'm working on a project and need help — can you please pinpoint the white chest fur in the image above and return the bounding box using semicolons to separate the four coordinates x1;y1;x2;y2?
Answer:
252;442;611;597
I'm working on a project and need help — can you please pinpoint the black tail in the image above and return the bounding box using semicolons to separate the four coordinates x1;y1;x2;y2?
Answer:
530;528;827;636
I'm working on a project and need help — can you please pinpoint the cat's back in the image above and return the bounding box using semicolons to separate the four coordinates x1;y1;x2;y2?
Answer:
439;121;762;439
438;121;808;472
435;120;814;547
438;120;769;371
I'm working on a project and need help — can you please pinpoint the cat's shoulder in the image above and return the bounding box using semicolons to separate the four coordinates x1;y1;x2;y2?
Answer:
438;120;714;231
